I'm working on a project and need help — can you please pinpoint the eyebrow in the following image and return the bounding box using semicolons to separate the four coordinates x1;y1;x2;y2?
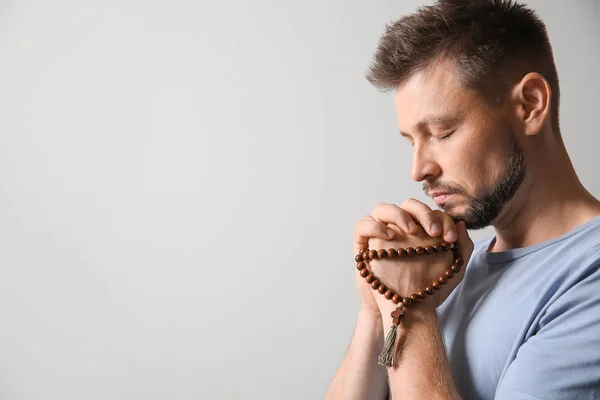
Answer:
399;112;464;138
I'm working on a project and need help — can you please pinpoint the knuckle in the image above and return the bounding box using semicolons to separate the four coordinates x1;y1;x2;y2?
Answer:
429;209;444;219
394;208;407;219
424;209;437;220
400;198;416;207
374;202;387;212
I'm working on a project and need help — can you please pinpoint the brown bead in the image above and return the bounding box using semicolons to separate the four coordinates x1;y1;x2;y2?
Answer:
355;254;362;262
371;280;380;290
402;297;413;306
410;294;418;302
433;244;443;252
438;275;447;284
366;274;375;283
359;249;365;254
387;248;398;258
392;294;401;304
425;286;435;295
397;248;405;256
362;252;370;261
418;290;428;299
455;257;464;266
442;242;450;251
451;264;461;273
415;246;424;255
378;249;387;259
384;290;394;300
369;250;378;259
445;270;455;279
378;284;387;294
360;268;370;278
406;247;415;256
432;281;441;290
425;245;434;254
356;262;366;271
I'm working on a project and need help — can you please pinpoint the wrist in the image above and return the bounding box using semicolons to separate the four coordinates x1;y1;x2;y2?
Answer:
358;307;383;325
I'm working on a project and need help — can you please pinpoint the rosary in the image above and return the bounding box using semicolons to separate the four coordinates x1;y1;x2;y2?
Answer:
355;241;463;367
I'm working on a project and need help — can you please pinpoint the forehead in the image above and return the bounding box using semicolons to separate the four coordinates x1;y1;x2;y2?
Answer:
394;62;480;129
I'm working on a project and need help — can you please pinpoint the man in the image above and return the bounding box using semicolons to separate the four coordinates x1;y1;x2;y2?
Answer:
325;1;600;399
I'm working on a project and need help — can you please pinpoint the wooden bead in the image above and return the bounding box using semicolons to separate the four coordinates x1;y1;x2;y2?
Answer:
425;286;435;295
397;248;405;256
402;297;413;306
442;242;450;251
415;246;424;255
387;248;398;258
418;290;427;299
384;290;394;300
445;270;455;279
359;249;365;254
356;262;366;271
392;294;401;304
369;250;378;259
366;274;375;283
432;281;441;290
438;275;447;284
410;294;418;302
433;244;443;252
451;264;461;273
371;280;380;290
425;245;434;254
360;268;369;278
355;254;363;262
406;247;415;256
455;257;464;266
362;252;370;261
378;284;387;294
378;249;387;258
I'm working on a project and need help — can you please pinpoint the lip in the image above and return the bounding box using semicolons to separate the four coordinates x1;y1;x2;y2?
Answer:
430;192;453;205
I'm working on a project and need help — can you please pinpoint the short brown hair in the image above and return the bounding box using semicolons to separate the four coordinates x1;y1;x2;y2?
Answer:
366;0;560;131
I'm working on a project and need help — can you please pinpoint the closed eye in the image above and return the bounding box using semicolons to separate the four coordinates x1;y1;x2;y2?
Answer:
434;129;456;141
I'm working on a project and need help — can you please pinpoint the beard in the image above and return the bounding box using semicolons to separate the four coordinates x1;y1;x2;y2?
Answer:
424;123;526;230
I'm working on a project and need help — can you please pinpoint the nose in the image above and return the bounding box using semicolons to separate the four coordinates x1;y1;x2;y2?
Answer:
410;142;440;182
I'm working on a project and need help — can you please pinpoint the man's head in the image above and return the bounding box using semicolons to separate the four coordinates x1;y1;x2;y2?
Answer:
366;0;559;229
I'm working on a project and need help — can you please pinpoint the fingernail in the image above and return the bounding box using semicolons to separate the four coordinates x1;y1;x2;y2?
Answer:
431;223;441;235
407;221;416;232
386;228;396;238
446;230;457;241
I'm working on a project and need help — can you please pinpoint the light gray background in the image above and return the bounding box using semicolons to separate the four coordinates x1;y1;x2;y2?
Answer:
0;0;597;399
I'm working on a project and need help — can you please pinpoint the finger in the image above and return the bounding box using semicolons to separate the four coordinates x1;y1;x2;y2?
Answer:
400;198;457;241
456;220;474;260
371;202;419;234
353;216;396;250
438;210;458;242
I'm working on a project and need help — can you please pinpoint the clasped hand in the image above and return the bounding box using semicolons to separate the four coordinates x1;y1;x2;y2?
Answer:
353;199;474;319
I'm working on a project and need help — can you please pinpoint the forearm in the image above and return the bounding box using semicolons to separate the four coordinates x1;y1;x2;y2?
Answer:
325;309;389;400
386;308;460;400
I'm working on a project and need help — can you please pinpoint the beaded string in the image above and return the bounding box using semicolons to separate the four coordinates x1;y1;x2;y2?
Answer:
355;242;463;367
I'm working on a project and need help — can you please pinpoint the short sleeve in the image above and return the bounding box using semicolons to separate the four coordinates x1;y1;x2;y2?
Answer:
494;264;600;400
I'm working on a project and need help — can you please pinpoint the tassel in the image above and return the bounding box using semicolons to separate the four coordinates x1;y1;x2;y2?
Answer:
378;322;399;368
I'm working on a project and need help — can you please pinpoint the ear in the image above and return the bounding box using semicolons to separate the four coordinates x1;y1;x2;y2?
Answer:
512;72;552;136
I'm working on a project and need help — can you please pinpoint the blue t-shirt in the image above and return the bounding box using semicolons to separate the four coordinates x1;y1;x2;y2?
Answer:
437;215;600;400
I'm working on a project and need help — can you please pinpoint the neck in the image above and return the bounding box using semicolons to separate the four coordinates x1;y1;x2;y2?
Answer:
489;137;600;252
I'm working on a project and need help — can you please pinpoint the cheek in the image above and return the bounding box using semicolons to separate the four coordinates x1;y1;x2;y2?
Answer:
444;136;498;197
